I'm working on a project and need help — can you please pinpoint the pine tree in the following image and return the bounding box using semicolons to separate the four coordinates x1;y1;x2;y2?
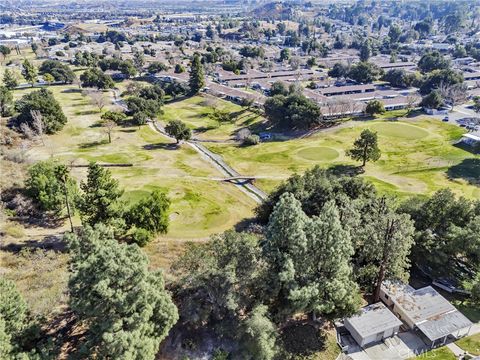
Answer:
346;129;381;167
293;201;360;318
188;53;205;94
3;69;18;90
240;305;278;360
0;278;28;338
0;317;13;360
264;192;310;317
21;59;38;87
358;197;415;302
79;162;124;226
67;225;178;359
0;86;13;116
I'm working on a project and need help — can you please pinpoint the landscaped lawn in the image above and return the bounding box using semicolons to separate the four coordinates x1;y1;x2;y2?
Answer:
456;333;480;355
18;85;255;241
409;347;456;360
206;117;480;197
160;95;265;140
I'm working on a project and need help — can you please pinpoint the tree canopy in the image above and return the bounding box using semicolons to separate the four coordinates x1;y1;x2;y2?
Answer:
39;60;76;84
80;68;115;89
264;94;321;130
15;88;67;134
67;225;178;359
346;129;381;167
165;119;192;143
78;162;124;226
188;53;205;94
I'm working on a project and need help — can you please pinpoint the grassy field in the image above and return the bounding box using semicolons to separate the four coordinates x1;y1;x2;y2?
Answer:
206;118;480;197
15;85;255;241
160;95;264;140
456;333;480;355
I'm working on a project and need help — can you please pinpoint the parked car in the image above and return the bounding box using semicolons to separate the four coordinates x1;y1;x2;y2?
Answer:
442;116;449;122
259;132;272;141
432;278;470;295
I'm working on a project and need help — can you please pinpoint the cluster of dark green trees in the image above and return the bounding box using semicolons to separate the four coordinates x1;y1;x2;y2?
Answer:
15;88;67;134
98;57;137;78
170;168;410;358
5;161;480;359
38;60;76;85
25;161;170;246
1;225;178;359
328;61;383;84
264;91;322;129
80;68;115;90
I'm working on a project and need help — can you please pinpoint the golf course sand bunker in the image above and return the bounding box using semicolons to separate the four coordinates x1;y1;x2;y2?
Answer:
371;122;429;140
296;146;339;161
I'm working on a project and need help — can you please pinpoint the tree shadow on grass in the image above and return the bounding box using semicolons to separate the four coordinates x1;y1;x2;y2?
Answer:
453;141;480;155
75;109;99;116
143;143;179;150
61;88;82;94
447;158;480;186
78;139;109;149
194;125;218;133
281;322;328;356
327;164;364;177
0;234;67;253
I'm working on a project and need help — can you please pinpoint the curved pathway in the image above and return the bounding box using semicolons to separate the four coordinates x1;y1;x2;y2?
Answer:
149;121;267;203
111;88;267;203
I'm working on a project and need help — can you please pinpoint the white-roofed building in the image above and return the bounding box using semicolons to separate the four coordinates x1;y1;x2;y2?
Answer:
344;303;403;347
380;280;472;348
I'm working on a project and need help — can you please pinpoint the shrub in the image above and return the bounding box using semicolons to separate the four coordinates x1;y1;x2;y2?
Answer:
243;134;260;146
131;227;153;247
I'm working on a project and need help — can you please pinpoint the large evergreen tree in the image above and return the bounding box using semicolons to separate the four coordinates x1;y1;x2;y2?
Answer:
15;88;67;134
264;194;360;319
264;193;309;318
0;85;13;116
21;59;38;87
240;305;278;360
67;225;178;359
188;53;205;94
78;162;124;226
357;198;415;301
346;129;381;167
25;160;78;216
294;201;360;318
0;278;28;339
3;68;19;90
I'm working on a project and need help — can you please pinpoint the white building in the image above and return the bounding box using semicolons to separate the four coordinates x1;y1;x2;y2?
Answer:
380;280;472;348
344;303;403;347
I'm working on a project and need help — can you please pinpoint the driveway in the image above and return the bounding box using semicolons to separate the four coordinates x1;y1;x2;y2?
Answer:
347;331;428;360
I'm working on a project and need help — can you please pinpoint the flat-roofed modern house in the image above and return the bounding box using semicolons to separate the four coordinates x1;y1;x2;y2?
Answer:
344;303;403;347
380;280;472;348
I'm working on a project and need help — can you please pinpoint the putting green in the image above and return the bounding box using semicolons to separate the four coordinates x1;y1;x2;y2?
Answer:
371;122;429;140
296;147;339;161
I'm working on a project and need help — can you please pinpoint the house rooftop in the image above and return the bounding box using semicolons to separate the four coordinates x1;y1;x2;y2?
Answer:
345;303;403;338
416;310;473;341
382;281;455;323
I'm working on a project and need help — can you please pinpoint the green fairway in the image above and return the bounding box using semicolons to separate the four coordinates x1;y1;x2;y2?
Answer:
296;146;339;161
19;85;255;240
160;95;265;140
206;118;480;198
371;122;429;140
